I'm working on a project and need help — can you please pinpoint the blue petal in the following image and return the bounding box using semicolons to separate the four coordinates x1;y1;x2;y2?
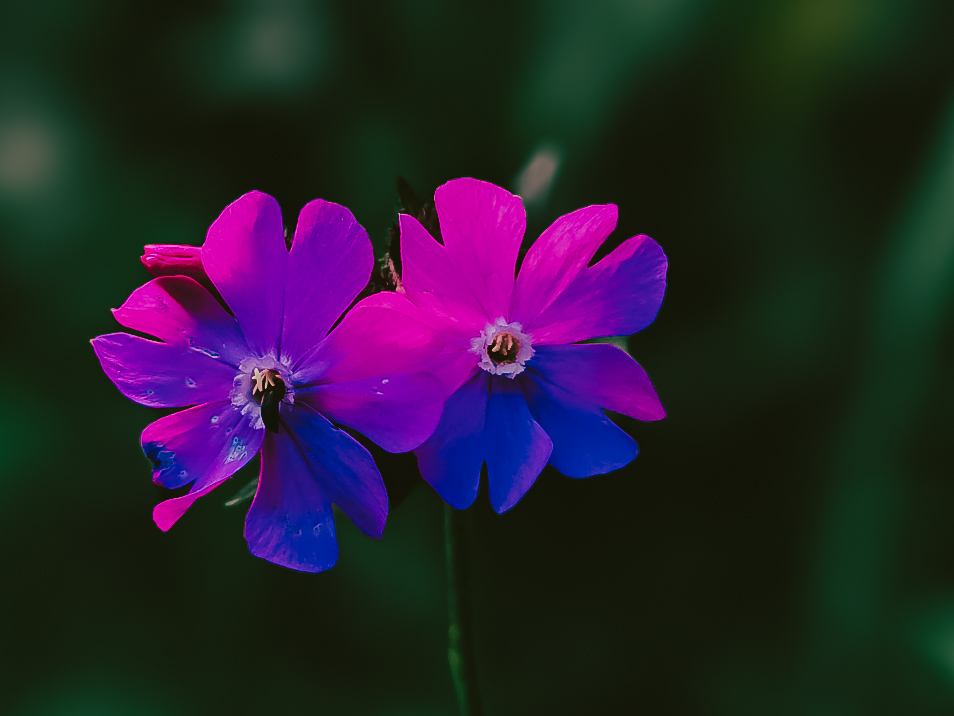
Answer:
415;371;488;509
244;403;388;573
245;428;338;573
484;378;552;513
519;371;638;478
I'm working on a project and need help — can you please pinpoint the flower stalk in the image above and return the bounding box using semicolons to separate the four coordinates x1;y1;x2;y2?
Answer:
444;503;483;716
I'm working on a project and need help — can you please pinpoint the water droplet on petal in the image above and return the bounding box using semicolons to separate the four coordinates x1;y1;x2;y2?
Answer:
210;415;219;424
185;377;196;387
381;378;389;385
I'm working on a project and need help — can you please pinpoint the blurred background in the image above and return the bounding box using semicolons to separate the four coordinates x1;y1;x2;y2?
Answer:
3;0;954;713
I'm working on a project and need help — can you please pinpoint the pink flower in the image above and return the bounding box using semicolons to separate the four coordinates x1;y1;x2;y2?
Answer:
93;191;445;571
367;178;667;513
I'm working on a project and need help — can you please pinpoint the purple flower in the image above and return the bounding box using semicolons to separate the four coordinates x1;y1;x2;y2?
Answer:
364;178;667;513
92;191;446;572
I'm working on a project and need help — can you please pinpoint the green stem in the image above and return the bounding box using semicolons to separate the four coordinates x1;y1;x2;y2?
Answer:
444;503;483;716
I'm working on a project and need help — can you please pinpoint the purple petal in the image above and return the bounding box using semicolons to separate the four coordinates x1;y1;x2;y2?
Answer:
278;403;388;539
510;204;618;325
151;403;263;530
201;191;288;357
111;276;249;368
434;178;526;320
526;235;667;345
244;429;338;573
519;370;638;479
399;214;493;331
484;378;552;513
298;372;446;453
528;344;665;421
293;301;444;386
415;372;489;510
91;333;236;408
280;200;373;365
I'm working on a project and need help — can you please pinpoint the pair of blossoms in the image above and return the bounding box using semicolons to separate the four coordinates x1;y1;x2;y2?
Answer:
92;178;668;572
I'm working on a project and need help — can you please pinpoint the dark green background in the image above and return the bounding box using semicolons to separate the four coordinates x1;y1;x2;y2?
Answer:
3;1;954;713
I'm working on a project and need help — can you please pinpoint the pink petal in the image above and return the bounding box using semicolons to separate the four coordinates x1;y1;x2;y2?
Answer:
111;276;248;368
399;213;490;331
526;235;667;345
298;371;446;453
201;191;288;357
510;204;618;325
293;302;444;387
434;178;526;320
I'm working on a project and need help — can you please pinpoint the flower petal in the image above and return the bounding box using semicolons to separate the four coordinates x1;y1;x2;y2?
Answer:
142;401;245;489
434;178;526;319
112;276;249;368
298;372;446;453
293;301;444;386
484;378;552;513
356;291;480;392
244;428;338;573
528;344;665;421
526;235;667;345
399;213;490;331
151;403;263;530
509;204;618;324
519;371;638;478
280;200;373;365
201;191;288;356
415;372;489;510
91;333;236;408
280;404;388;538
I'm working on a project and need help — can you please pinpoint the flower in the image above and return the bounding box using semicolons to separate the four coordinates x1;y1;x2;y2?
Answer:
364;178;667;513
92;191;446;571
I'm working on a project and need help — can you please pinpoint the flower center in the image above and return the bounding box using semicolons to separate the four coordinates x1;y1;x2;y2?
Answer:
232;357;294;432
487;332;520;365
470;318;534;377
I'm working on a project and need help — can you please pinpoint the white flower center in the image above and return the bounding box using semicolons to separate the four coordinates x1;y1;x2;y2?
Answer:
470;318;534;377
231;355;295;430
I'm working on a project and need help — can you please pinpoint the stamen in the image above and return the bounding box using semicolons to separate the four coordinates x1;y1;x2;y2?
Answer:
488;332;520;364
251;368;286;433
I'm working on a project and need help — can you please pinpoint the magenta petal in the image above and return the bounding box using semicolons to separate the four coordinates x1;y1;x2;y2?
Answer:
280;200;373;365
151;404;263;531
527;235;667;345
244;429;338;573
484;378;552;514
355;291;480;391
294;302;444;386
510;204;618;325
298;371;445;453
528;344;665;421
399;214;492;331
434;178;526;319
201;191;288;356
112;276;249;367
91;333;236;408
